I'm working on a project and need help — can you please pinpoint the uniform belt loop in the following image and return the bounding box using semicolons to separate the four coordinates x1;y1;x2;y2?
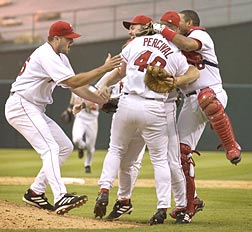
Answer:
185;91;197;97
185;87;210;97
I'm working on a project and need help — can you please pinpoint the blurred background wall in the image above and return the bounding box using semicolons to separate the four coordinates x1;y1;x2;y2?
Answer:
0;0;251;151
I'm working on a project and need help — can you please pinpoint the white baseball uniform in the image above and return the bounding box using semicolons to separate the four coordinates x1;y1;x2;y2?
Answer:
117;90;186;208
97;75;148;198
71;86;99;169
178;29;228;150
5;42;75;203
98;33;189;209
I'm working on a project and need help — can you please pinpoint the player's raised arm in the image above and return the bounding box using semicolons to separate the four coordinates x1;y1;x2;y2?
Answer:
71;85;109;106
61;53;123;89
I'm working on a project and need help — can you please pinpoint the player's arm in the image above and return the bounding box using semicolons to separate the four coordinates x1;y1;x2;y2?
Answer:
175;65;200;86
71;85;109;106
97;62;126;89
95;70;114;89
153;24;200;51
61;53;122;89
171;34;200;52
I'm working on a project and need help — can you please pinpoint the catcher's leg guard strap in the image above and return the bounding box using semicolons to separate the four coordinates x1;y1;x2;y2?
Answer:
198;88;241;164
180;143;196;216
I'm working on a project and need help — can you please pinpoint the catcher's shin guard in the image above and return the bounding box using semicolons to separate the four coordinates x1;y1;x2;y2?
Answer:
198;88;241;164
180;143;199;217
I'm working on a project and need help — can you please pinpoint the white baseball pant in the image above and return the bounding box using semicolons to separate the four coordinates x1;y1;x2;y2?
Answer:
98;94;171;209
5;93;73;203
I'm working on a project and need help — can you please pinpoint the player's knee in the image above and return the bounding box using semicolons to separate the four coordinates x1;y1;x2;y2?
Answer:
170;167;185;184
90;147;95;154
72;137;82;145
68;142;74;154
198;87;216;109
46;144;60;156
61;140;74;156
204;99;223;117
58;143;73;166
198;88;225;119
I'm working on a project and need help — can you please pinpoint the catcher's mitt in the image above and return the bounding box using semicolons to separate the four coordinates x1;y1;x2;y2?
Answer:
144;65;176;93
60;108;73;124
101;98;119;113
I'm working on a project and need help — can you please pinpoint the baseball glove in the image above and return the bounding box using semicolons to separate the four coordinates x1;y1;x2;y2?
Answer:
135;22;156;37
60;108;73;124
144;65;176;93
101;97;119;113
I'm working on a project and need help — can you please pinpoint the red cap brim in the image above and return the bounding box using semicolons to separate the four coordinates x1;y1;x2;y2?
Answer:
64;32;81;38
123;21;134;29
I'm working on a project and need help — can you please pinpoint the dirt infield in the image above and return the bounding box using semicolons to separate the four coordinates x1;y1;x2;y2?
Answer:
0;200;142;230
1;176;252;189
1;177;251;230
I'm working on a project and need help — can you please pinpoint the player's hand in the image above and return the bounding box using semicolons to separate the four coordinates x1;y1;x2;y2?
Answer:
72;104;82;116
103;53;123;72
96;86;110;101
165;77;175;85
152;23;165;33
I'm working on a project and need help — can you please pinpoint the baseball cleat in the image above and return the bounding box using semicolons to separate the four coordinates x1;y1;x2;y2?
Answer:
194;197;205;213
54;193;88;215
78;149;84;159
94;191;109;218
106;199;133;221
223;142;241;165
22;188;54;211
226;147;241;165
187;197;205;218
175;211;191;224
169;207;187;219
149;208;167;225
85;165;91;173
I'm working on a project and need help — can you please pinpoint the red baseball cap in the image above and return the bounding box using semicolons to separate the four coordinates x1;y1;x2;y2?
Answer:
160;11;180;27
123;15;153;29
49;21;81;38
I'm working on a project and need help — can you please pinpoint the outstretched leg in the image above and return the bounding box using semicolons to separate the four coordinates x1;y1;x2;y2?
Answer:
198;88;241;164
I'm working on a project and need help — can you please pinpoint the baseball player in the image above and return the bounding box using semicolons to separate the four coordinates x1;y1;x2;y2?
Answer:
71;86;99;173
153;10;242;217
104;12;199;223
4;20;122;214
93;15;199;225
96;69;147;193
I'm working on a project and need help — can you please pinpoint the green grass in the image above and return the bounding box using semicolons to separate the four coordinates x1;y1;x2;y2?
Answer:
0;149;252;232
